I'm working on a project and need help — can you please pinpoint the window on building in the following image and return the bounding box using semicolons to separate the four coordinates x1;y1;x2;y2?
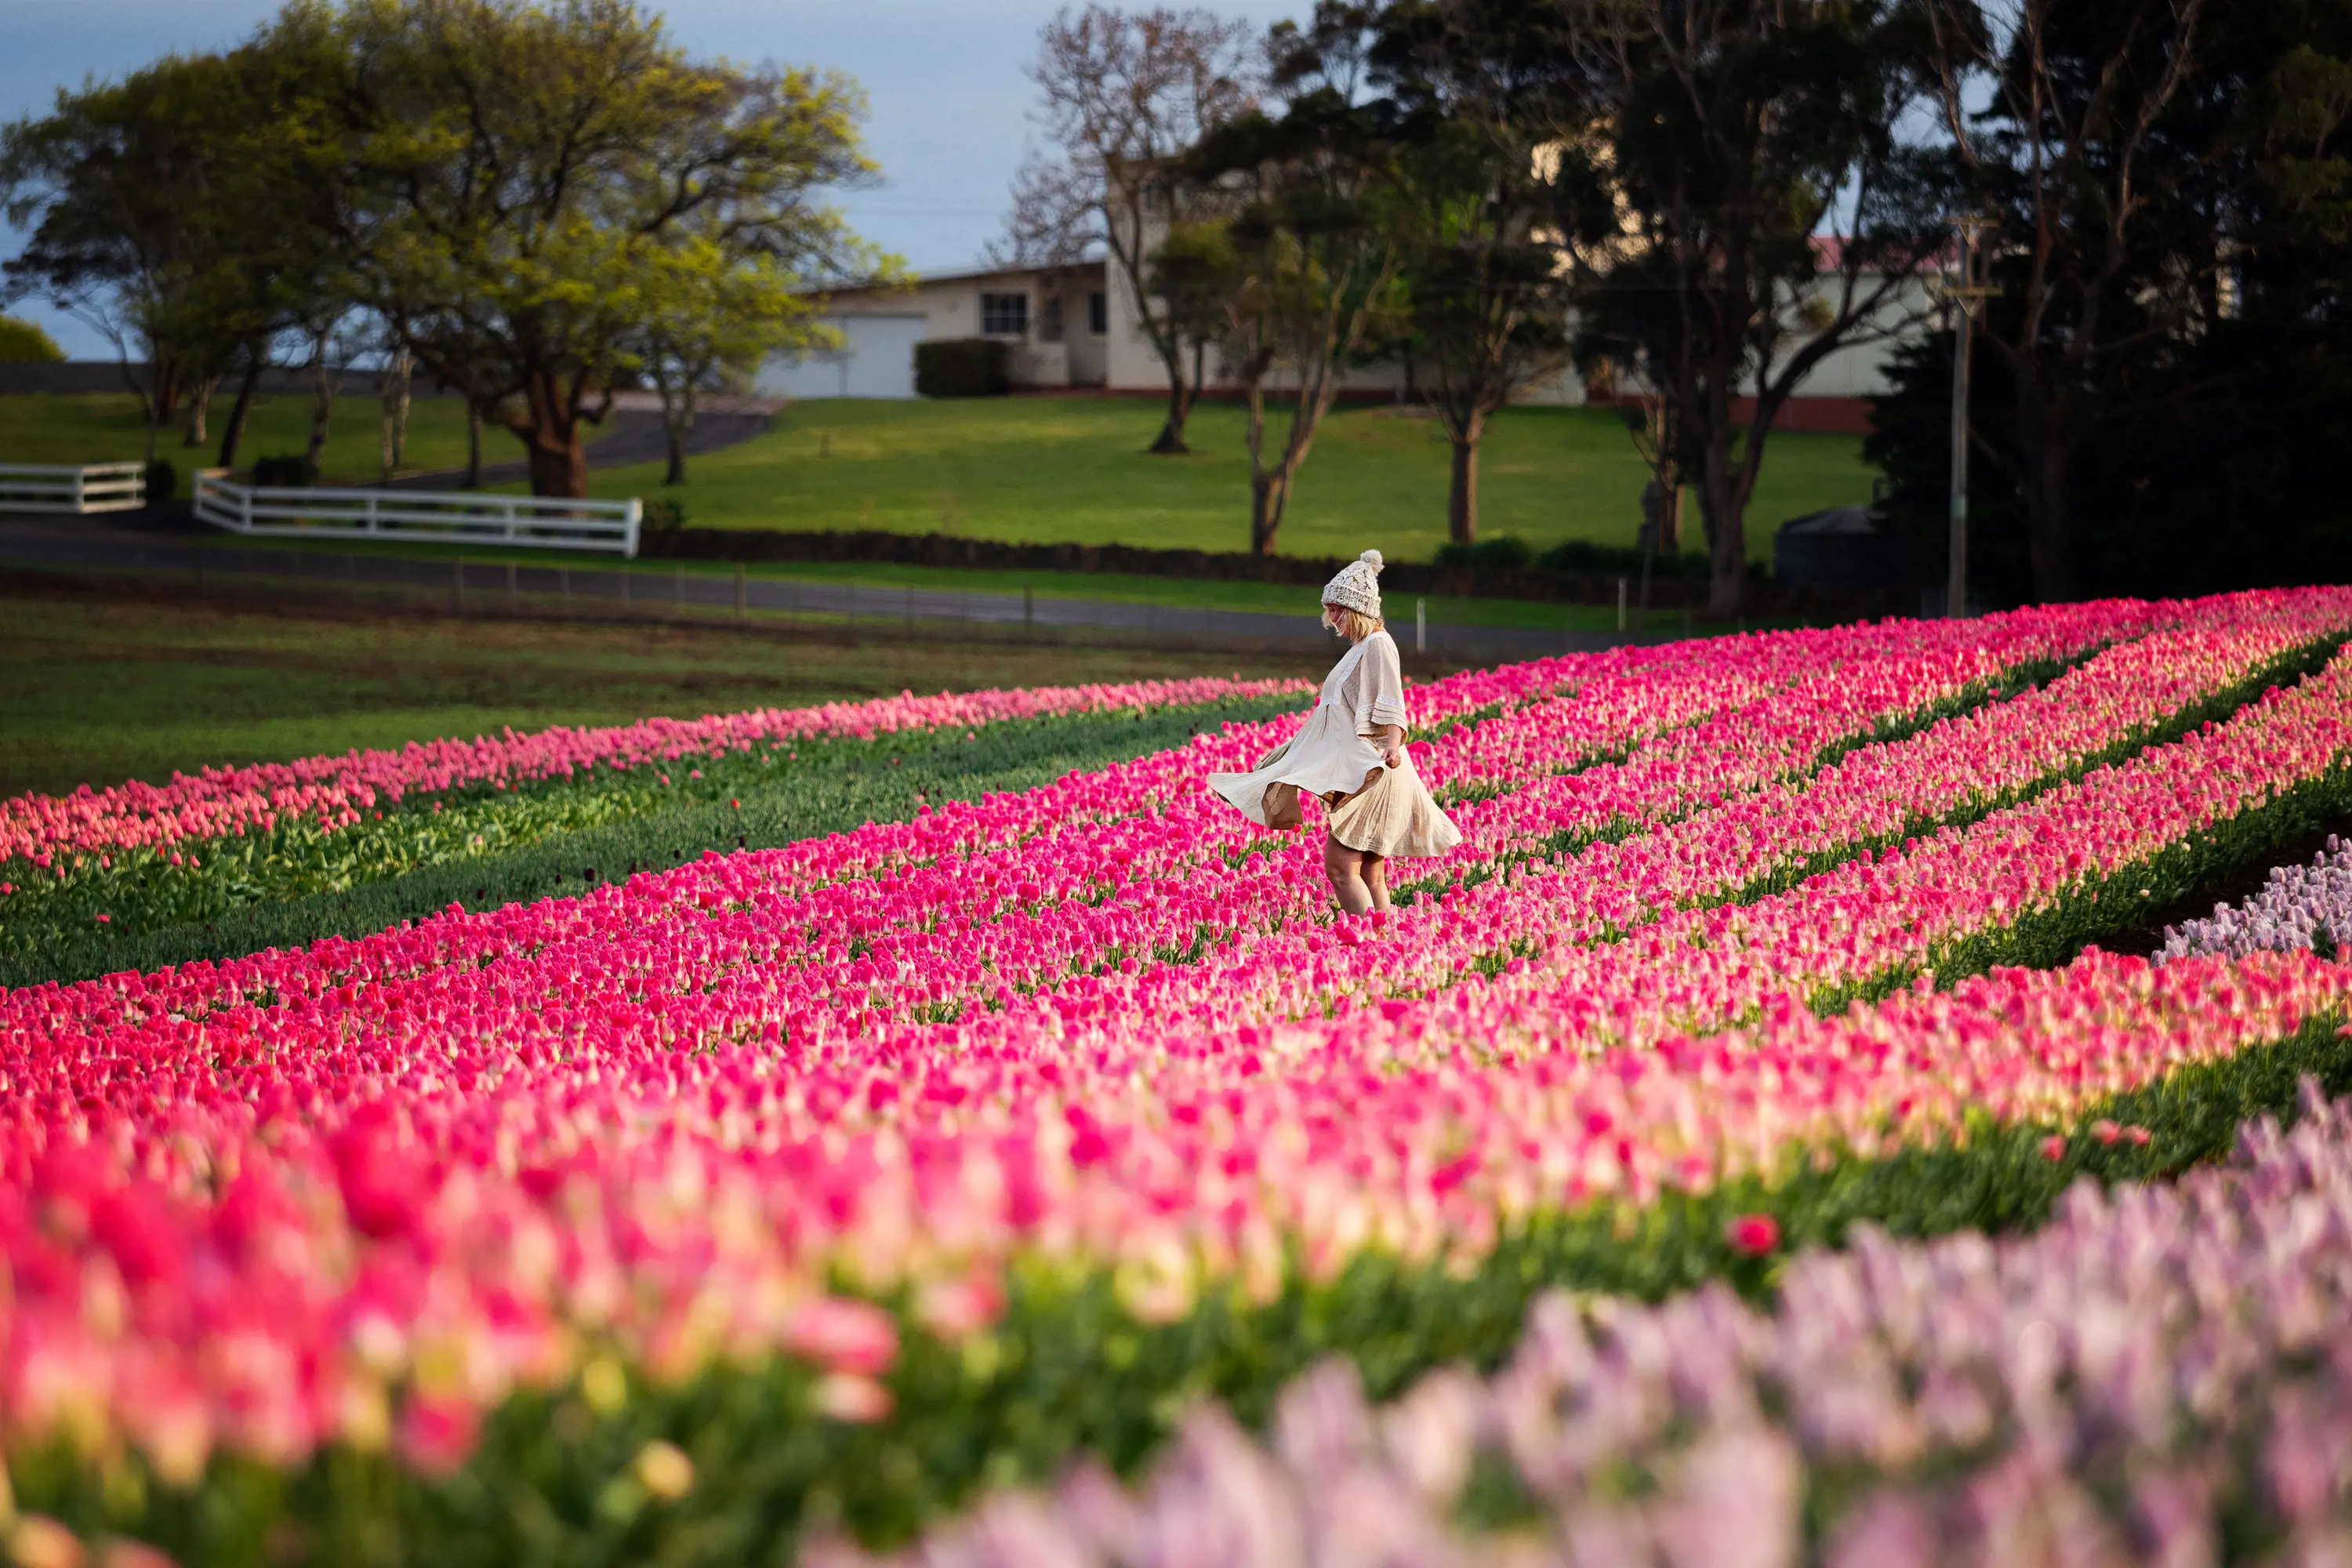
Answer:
1087;292;1108;335
980;292;1029;337
1039;295;1065;342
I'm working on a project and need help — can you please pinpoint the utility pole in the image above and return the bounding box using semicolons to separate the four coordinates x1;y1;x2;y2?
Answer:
1945;216;1997;619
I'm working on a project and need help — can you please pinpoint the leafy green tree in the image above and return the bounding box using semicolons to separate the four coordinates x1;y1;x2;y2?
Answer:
0;20;350;469
1374;2;1575;546
1541;0;1947;616
2;53;244;460
1188;3;1409;556
632;223;877;485
0;315;64;362
325;0;883;497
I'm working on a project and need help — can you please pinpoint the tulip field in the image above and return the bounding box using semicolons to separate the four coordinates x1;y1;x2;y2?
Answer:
5;588;2352;1566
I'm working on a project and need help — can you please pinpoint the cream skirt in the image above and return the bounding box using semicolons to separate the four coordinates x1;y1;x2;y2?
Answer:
1255;743;1461;859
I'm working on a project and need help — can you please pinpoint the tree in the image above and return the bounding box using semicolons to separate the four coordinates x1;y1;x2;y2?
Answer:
379;345;414;477
1621;386;1689;612
1;19;350;471
0;316;65;362
1542;0;1948;616
1374;1;1575;546
1868;0;2352;603
1186;4;1409;556
632;225;866;485
1917;0;2216;601
1005;5;1260;454
2;53;244;462
327;0;883;497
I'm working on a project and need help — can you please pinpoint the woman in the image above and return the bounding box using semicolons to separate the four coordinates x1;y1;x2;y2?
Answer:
1208;550;1461;915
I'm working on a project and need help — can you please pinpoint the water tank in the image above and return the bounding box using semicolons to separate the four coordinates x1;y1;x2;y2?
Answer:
1773;505;1905;589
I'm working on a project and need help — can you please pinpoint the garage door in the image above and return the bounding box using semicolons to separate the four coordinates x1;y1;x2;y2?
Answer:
755;315;927;400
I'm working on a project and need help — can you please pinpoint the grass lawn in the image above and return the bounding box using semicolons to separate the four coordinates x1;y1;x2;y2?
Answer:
582;397;1875;564
0;586;1338;797
0;391;478;482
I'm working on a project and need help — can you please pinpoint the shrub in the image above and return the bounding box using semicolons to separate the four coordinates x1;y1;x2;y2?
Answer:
914;338;1011;398
640;497;687;532
141;459;176;504
1535;538;1715;580
1434;535;1534;571
0;315;65;362
249;454;316;488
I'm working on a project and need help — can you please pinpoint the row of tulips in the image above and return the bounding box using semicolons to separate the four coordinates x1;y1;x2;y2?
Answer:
0;691;1336;981
4;584;2176;979
2160;834;2352;964
5;594;2352;1555
5;944;2350;1559
840;1073;2352;1568
3;597;2333;1324
3;741;2349;1507
5;593;2191;1044
641;601;2124;921
2;619;1771;960
0;677;1325;873
571;590;2336;1048
710;587;2352;1105
0;679;1327;961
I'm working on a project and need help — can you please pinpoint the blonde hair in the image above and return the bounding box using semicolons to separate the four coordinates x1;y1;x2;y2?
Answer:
1323;602;1383;642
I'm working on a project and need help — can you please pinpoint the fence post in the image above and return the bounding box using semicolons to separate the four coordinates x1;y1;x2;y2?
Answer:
1415;597;1426;655
1617;577;1627;633
71;471;84;514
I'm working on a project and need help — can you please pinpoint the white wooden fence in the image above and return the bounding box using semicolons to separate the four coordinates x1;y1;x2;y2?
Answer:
193;470;641;557
0;463;147;514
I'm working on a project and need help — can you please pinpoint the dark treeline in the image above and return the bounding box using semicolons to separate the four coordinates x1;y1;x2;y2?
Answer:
1868;0;2352;604
1014;0;2352;608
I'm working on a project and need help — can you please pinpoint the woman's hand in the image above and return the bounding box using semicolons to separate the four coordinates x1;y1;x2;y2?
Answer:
1374;724;1405;769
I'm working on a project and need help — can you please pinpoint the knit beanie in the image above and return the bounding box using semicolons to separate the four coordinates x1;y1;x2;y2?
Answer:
1321;549;1384;621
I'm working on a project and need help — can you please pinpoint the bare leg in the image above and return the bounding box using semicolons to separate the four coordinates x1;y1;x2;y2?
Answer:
1363;852;1391;913
1323;833;1374;916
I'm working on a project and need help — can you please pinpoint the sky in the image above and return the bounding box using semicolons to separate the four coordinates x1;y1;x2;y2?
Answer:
0;0;1296;358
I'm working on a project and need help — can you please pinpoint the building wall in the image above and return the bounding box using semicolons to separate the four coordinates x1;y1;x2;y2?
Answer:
1055;276;1110;386
797;236;1926;414
1742;274;1931;401
807;265;1111;392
